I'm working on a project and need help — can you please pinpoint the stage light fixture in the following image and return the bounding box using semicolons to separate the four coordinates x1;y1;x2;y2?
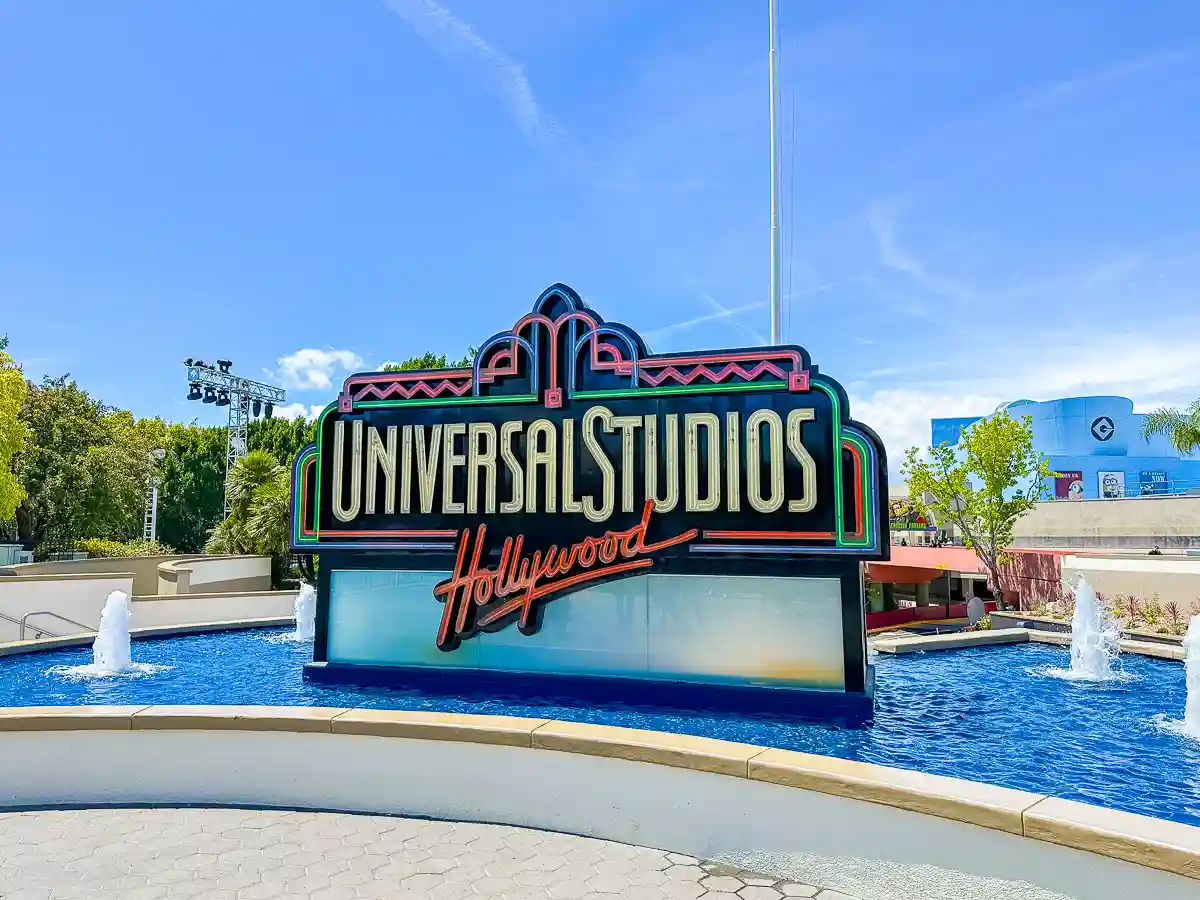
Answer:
202;387;217;404
264;403;274;419
194;360;207;369
184;358;195;367
252;399;262;418
216;390;230;407
187;383;202;401
217;359;233;373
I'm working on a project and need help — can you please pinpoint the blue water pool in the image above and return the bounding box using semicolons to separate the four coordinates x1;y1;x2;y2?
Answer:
2;628;1198;827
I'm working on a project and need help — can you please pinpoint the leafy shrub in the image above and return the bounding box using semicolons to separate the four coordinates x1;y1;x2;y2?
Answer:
77;538;176;558
1143;597;1163;627
975;614;992;631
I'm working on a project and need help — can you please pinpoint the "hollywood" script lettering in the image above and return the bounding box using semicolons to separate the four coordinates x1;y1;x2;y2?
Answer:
433;499;697;650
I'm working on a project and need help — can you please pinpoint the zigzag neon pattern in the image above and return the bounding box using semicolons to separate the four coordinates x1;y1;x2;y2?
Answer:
639;359;792;388
353;378;473;402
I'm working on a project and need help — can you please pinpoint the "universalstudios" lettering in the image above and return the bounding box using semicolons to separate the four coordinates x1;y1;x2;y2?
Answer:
330;405;820;523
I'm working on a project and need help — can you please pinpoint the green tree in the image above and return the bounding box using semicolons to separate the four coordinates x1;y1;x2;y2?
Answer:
0;336;31;522
155;423;227;553
248;416;316;464
382;348;476;371
78;410;164;541
1142;400;1200;456
902;411;1054;610
13;375;111;551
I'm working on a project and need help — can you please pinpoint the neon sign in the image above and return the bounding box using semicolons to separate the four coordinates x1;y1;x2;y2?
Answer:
292;283;889;655
433;499;698;651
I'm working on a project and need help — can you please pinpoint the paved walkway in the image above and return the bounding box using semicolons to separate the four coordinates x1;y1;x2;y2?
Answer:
0;808;858;900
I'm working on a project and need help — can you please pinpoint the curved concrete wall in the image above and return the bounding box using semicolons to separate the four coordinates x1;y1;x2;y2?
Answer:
0;707;1194;899
2;555;201;596
156;555;272;595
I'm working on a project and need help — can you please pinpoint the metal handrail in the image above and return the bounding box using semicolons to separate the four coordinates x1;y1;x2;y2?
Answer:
19;610;95;641
0;609;53;639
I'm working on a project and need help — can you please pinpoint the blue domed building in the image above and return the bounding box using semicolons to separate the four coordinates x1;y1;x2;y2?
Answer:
931;396;1200;500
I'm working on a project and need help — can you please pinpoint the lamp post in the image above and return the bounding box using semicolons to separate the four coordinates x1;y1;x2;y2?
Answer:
183;358;286;519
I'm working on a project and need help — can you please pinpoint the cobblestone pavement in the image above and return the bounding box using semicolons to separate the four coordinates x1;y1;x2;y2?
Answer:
0;808;862;900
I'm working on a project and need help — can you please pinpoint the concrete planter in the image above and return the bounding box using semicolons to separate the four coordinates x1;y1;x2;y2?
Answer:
991;612;1186;646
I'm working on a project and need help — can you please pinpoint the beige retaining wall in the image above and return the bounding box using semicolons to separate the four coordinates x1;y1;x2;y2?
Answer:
1013;496;1200;549
1063;554;1200;606
0;566;296;641
0;707;1193;899
0;572;134;641
1;555;201;596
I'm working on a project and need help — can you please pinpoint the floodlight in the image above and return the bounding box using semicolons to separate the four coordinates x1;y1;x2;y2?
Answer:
187;384;202;401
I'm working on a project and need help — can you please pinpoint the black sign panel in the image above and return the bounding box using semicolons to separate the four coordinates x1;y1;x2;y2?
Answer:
292;284;888;571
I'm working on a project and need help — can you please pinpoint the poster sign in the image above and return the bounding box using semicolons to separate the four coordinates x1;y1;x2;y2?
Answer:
1098;471;1126;499
290;283;889;708
1140;470;1168;496
1054;471;1083;500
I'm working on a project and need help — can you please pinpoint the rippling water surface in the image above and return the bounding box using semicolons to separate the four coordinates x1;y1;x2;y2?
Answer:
2;630;1198;826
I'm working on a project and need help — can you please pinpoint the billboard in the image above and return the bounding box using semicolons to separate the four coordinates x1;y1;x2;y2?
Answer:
1098;471;1126;499
1054;471;1084;500
1140;470;1168;495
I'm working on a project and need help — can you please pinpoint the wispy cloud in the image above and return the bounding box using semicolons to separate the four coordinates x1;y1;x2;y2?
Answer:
274;348;364;391
1016;46;1198;113
867;204;981;306
851;328;1200;474
384;0;557;145
642;298;767;347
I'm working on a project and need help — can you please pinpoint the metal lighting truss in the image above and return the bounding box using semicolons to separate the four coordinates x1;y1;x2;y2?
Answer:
185;362;286;518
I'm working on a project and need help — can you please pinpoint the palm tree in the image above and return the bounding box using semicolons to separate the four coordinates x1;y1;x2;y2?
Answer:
245;470;290;559
1142;400;1200;455
225;450;286;519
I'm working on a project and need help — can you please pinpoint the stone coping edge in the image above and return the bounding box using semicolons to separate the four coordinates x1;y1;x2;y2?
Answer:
0;619;294;657
873;628;1187;661
0;705;1195;880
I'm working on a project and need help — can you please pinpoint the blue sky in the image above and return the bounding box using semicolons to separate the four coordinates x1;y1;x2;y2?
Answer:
3;0;1200;469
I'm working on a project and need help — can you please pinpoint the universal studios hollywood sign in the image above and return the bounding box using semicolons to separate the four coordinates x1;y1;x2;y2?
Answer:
291;284;889;706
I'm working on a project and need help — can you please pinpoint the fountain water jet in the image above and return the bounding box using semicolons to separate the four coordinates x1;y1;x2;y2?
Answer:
1184;614;1200;737
48;589;169;679
91;590;134;673
293;583;316;642
1048;577;1123;681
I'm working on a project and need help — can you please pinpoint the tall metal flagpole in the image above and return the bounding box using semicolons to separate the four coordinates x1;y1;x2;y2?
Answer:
768;0;783;344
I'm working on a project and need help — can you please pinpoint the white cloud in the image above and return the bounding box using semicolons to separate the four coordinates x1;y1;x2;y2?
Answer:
851;331;1200;476
275;349;364;391
385;0;557;144
271;402;326;421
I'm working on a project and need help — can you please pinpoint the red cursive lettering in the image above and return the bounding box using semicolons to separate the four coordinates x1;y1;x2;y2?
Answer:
433;499;697;651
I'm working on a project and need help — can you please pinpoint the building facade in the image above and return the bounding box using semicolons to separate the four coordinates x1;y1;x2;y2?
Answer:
931;396;1200;500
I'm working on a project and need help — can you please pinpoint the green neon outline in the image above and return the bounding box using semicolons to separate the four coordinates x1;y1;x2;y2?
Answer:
293;444;319;546
812;379;846;542
840;430;874;547
304;379;875;549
